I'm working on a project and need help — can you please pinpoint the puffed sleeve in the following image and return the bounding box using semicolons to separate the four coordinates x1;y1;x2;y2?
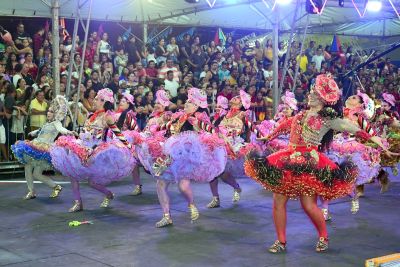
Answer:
53;121;72;135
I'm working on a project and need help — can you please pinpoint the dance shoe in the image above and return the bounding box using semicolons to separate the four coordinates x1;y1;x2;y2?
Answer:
268;240;286;253
356;185;365;198
155;213;173;228
316;237;329;252
49;185;62;198
68;200;83;212
206;197;220;208
232;187;242;203
321;208;332;221
23;191;36;200
131;185;142;196
351;198;359;214
100;193;115;208
188;204;199;221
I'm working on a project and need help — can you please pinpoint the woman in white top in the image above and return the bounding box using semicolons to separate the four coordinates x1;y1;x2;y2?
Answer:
97;32;111;59
166;37;180;63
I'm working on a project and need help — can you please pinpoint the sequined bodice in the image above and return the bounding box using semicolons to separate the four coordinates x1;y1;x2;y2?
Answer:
289;112;330;146
33;122;62;144
219;113;244;136
83;112;107;138
170;114;200;135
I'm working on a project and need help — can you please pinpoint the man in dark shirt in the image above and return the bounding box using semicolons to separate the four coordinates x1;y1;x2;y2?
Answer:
91;71;103;92
179;34;191;68
127;36;141;64
188;45;209;79
14;23;31;45
107;73;120;95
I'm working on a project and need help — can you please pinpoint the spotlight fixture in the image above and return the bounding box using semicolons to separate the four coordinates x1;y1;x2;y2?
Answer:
185;0;200;3
366;0;382;11
339;0;344;7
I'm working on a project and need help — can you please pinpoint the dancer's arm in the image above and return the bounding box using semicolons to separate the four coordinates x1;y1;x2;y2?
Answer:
53;121;77;136
257;117;293;142
105;113;131;148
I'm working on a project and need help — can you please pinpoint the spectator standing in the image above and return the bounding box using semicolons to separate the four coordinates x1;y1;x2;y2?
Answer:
29;90;47;131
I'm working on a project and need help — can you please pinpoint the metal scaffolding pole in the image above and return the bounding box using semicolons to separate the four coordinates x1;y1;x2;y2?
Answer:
292;15;309;92
51;0;60;95
143;23;148;44
272;7;280;114
73;0;93;130
65;14;79;98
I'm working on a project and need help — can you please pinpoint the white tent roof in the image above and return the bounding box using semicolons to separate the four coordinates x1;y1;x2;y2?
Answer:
0;0;399;37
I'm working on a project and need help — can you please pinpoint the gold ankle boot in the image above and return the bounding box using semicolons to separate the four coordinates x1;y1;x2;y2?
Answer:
68;200;83;212
207;197;220;208
49;185;62;198
232;188;242;203
155;213;173;228
188;204;199;221
379;172;390;193
24;191;36;200
131;185;142;196
316;237;329;252
100;193;114;208
321;208;332;221
351;198;359;214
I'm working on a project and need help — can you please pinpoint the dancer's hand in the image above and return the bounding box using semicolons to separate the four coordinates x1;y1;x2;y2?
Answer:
71;131;79;137
256;136;269;142
384;150;400;157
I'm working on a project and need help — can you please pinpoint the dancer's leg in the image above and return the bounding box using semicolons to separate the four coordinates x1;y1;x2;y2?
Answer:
299;195;328;239
178;179;194;205
25;164;34;192
33;167;56;188
131;165;142;195
209;177;219;197
220;173;240;189
272;193;289;244
69;179;83;212
156;179;171;214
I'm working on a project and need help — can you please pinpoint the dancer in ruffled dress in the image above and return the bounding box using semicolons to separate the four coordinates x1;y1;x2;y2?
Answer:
50;89;135;212
114;92;143;196
152;88;227;227
12;96;75;199
372;92;400;192
206;91;254;208
245;74;396;253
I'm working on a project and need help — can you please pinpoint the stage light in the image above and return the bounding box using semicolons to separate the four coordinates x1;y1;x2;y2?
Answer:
338;0;344;7
185;0;200;3
366;0;382;11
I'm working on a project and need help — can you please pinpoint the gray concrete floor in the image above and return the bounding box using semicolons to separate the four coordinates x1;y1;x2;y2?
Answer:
1;170;400;267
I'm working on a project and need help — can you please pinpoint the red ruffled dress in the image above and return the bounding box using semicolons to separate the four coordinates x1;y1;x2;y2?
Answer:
244;111;368;200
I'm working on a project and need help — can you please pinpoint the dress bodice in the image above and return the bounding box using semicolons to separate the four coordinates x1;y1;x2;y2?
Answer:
33;121;70;145
219;112;244;136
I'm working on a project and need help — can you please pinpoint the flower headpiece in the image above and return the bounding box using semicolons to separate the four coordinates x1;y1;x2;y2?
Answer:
188;87;208;109
51;95;68;121
382;93;396;107
217;95;228;110
239;90;252;110
155;90;171;107
312;73;341;105
281;91;298;111
122;92;134;105
357;90;375;119
97;88;114;104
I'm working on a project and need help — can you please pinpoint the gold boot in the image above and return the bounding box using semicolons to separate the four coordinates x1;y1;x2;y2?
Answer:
24;191;36;200
131;185;142;196
350;198;359;214
268;240;287;253
100;193;114;208
316;237;329;252
49;185;62;198
206;197;220;208
321;208;332;221
356;185;364;198
188;204;199;221
232;187;242;203
68;200;83;212
155;213;173;228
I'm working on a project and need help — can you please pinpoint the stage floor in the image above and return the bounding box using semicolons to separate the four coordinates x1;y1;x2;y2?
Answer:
0;170;399;267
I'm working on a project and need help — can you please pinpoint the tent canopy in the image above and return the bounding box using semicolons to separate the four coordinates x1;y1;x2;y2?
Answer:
0;0;399;37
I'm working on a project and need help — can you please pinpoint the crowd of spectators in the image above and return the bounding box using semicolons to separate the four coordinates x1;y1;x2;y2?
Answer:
0;21;399;161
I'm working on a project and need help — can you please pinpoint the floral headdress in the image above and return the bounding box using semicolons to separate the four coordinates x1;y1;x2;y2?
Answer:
97;88;114;104
51;95;68;121
357;90;375;119
188;87;208;109
312;73;341;105
155;90;171;107
122;92;134;105
382;93;396;107
281;91;298;111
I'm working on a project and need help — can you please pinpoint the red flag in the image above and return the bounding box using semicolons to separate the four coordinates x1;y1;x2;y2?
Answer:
213;28;220;45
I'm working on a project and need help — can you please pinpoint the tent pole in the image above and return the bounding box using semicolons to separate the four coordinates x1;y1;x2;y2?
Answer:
278;0;299;93
73;0;93;131
143;23;148;44
291;15;309;92
272;7;280;115
51;0;60;96
65;12;79;99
